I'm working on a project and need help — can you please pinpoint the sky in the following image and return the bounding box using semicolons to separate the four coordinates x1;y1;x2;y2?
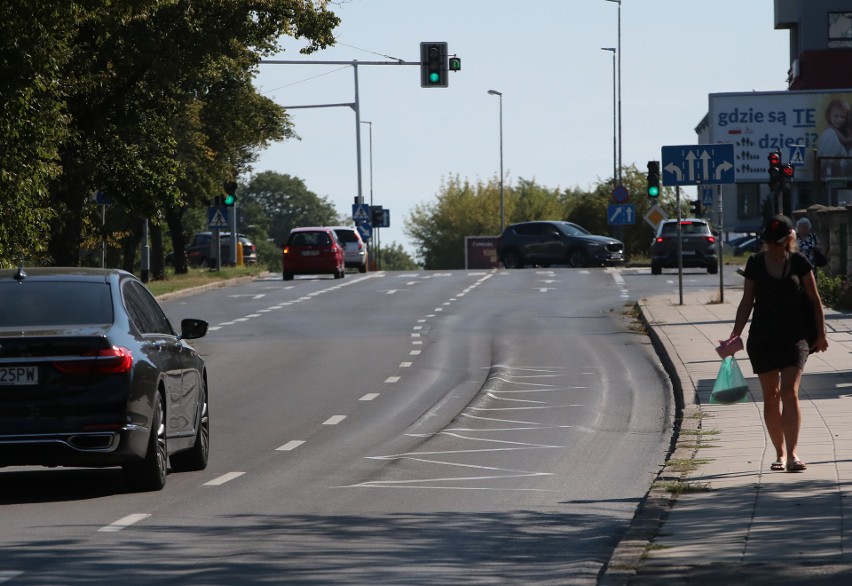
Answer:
251;0;790;254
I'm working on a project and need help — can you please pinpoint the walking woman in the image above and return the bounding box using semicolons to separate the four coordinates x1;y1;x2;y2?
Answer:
728;215;828;472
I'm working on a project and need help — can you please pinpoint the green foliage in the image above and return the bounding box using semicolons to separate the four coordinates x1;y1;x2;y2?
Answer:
509;178;565;222
815;269;847;309
406;174;564;269
377;242;421;271
254;237;281;270
0;1;76;262
1;1;341;267
406;176;495;269
241;171;342;245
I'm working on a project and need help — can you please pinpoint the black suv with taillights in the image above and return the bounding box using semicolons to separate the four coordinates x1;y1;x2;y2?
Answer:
650;219;718;275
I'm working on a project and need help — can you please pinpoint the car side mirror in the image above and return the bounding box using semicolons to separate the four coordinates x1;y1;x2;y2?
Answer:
181;318;208;340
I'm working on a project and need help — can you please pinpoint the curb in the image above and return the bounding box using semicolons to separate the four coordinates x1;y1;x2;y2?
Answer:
154;272;275;301
598;299;702;585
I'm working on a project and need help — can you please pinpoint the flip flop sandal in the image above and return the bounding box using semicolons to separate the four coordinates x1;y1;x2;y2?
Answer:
787;459;807;472
770;459;786;471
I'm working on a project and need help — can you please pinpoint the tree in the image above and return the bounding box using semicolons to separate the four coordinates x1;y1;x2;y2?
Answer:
1;1;340;268
0;1;76;264
376;242;420;271
241;171;342;245
509;178;564;224
406;175;563;269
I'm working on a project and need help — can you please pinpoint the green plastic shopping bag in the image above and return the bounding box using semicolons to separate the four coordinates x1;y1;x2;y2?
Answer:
709;356;750;405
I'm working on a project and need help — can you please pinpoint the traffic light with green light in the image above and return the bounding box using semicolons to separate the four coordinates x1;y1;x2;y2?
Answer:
646;161;661;197
420;42;448;88
223;181;237;207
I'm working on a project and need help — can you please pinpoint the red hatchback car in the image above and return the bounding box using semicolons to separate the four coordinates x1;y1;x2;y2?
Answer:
282;227;346;281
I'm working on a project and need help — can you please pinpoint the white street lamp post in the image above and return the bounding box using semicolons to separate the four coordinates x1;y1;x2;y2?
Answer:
601;48;617;188
360;120;377;270
487;89;504;233
605;0;622;185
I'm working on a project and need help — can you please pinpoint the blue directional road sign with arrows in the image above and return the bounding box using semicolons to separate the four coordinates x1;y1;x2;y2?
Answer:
661;144;735;186
607;204;635;225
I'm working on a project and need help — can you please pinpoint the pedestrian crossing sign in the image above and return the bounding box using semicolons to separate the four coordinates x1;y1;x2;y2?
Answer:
208;207;229;229
352;204;370;222
788;145;805;166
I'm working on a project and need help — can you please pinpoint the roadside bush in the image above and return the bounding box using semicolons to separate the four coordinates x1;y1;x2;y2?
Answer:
256;238;280;270
815;269;847;310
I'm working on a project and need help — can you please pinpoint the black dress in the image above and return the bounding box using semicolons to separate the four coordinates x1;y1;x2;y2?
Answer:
743;251;813;374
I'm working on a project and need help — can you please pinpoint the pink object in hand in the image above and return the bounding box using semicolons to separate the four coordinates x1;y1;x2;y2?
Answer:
716;335;744;359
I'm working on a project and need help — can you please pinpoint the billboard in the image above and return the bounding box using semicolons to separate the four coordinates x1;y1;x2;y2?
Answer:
464;236;501;269
709;89;852;182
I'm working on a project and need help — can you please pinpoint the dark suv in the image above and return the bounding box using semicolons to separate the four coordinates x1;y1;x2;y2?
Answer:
650;219;718;275
498;220;625;268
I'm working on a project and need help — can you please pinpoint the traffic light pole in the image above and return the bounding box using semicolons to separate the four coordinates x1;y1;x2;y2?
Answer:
717;184;724;303
676;186;683;306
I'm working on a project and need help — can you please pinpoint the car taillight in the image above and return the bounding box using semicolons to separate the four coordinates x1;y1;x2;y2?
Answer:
706;236;716;243
655;237;665;243
53;347;133;375
283;246;290;255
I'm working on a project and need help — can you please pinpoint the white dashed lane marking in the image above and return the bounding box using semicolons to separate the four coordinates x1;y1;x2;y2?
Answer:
204;471;246;486
98;513;151;532
276;440;305;451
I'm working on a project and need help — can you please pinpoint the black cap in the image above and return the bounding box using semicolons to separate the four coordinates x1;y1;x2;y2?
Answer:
761;214;793;243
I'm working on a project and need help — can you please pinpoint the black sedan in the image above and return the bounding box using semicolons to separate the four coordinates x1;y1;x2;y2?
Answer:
0;267;210;491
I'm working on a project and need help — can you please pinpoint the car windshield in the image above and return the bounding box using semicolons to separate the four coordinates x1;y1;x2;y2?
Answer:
334;230;358;243
290;232;332;246
558;223;591;237
0;282;113;327
660;222;709;236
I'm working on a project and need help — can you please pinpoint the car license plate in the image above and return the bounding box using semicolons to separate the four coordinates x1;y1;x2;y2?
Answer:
0;366;38;385
301;250;319;256
681;250;695;255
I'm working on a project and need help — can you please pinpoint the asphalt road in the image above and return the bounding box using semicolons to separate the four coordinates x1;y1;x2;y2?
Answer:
0;267;688;585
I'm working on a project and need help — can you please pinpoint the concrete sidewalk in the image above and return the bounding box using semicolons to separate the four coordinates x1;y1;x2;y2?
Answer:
602;287;852;585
